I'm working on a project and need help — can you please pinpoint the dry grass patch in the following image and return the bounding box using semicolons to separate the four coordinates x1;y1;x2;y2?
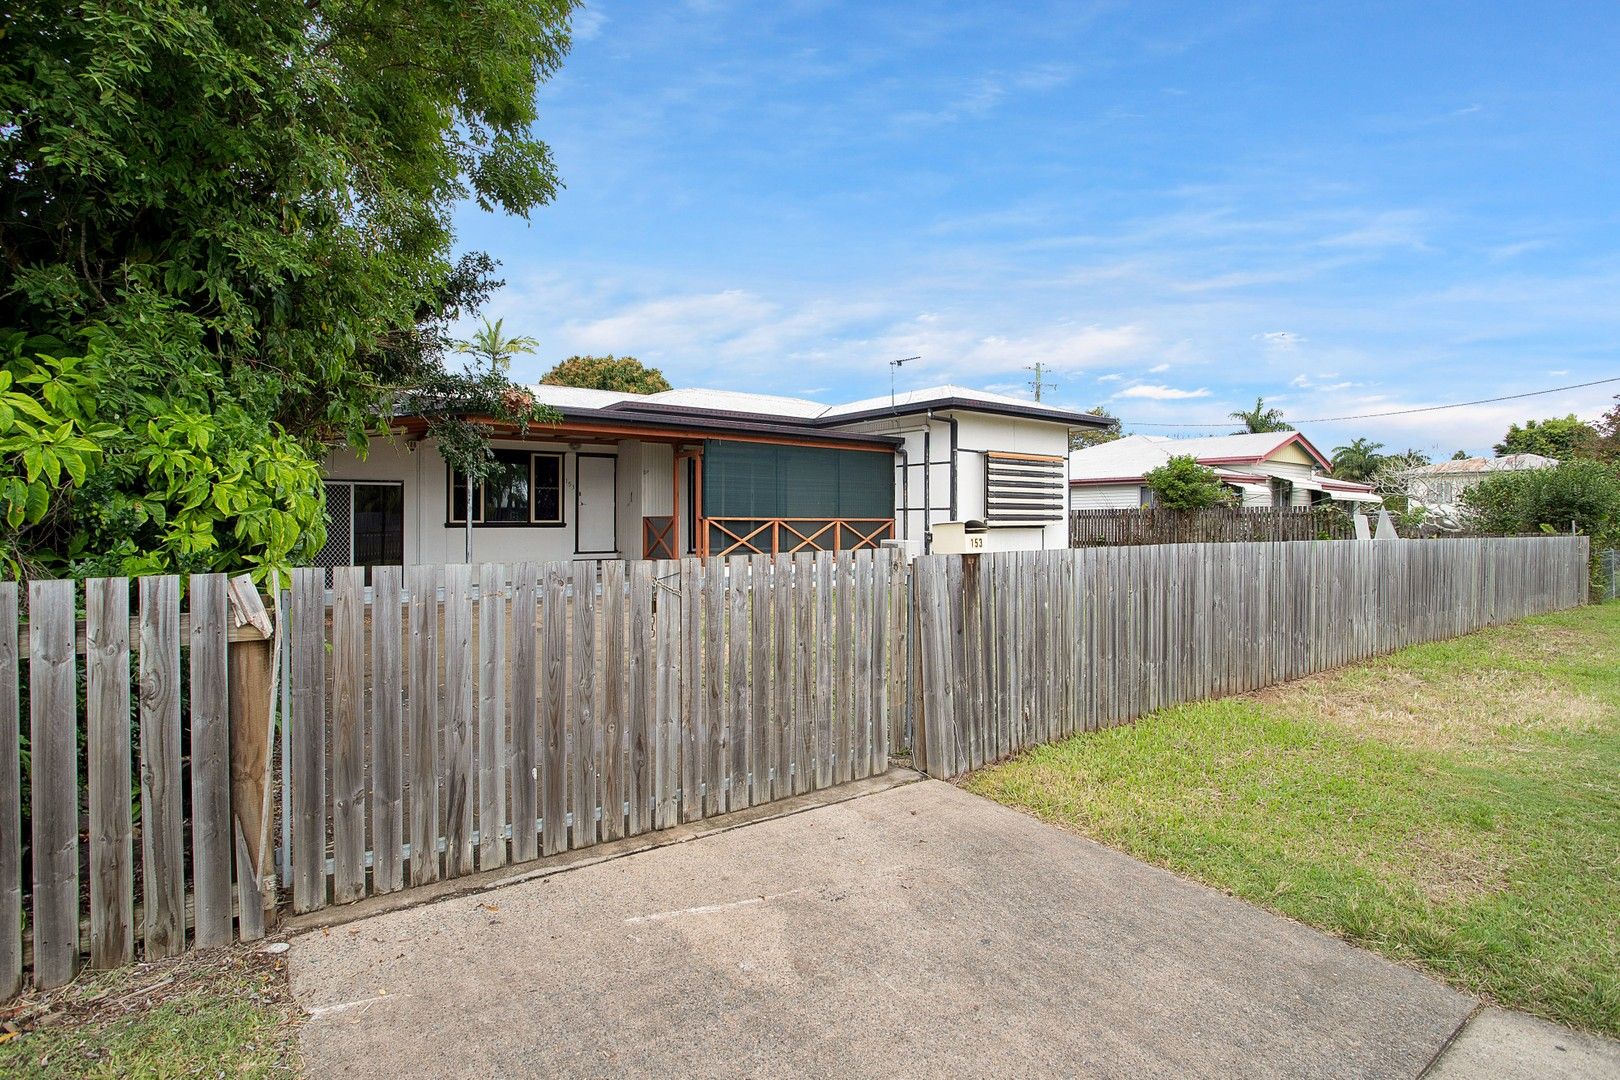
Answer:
1257;665;1608;752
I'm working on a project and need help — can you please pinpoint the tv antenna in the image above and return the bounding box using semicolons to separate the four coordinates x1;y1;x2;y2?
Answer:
890;356;921;410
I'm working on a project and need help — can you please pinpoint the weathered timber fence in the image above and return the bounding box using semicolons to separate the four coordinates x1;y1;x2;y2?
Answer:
911;536;1590;779
282;549;901;915
1070;506;1353;547
0;536;1593;992
0;574;277;1001
0;549;903;996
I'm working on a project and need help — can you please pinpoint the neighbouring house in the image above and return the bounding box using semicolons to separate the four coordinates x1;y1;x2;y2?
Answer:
1404;453;1558;529
316;384;1109;569
1068;431;1382;511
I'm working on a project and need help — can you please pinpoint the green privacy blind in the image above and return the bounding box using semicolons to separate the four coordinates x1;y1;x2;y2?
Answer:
702;440;894;518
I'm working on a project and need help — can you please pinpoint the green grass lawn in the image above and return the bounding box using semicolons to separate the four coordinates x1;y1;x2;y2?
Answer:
0;944;300;1078
967;602;1620;1037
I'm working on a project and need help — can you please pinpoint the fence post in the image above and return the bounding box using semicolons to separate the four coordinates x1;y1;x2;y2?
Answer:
226;574;276;937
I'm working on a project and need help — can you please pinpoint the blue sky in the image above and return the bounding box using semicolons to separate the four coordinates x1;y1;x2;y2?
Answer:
457;1;1620;456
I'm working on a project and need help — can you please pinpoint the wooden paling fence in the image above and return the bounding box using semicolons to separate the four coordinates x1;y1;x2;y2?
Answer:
1069;506;1353;547
910;536;1590;779
282;548;903;915
0;536;1593;994
0;549;903;997
0;574;277;1001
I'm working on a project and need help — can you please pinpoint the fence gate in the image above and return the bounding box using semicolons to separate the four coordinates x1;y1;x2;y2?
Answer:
274;547;908;916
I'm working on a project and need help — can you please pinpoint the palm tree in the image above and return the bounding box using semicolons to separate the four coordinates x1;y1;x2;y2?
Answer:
1228;396;1293;434
455;317;538;374
1330;437;1385;482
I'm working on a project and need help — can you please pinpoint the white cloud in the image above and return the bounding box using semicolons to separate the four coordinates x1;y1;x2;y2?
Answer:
1097;373;1125;382
1147;362;1170;373
1257;330;1305;351
1115;384;1212;400
571;4;608;41
1317;209;1430;251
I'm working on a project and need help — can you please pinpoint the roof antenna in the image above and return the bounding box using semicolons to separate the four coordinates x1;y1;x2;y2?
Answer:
890;356;921;412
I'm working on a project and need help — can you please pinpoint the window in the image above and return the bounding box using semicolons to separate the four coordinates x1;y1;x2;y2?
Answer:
1269;477;1294;508
314;481;404;584
449;450;564;525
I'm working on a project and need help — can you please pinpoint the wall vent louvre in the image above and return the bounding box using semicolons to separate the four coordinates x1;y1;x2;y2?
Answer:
984;452;1065;524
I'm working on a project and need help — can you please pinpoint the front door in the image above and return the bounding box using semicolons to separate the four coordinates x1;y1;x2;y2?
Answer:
575;454;618;555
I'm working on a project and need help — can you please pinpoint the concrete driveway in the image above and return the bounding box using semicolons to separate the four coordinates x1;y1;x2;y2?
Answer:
287;775;1609;1079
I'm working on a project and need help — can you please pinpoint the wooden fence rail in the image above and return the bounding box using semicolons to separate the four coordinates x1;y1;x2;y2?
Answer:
910;536;1589;779
1070;506;1354;547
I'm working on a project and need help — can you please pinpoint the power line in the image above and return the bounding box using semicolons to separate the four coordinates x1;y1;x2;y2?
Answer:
1120;375;1620;428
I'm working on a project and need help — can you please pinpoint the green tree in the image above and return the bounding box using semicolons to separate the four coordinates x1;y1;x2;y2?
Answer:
1452;449;1472;460
1330;437;1386;482
0;0;579;578
1461;459;1620;551
1143;456;1234;510
1228;396;1294;434
1069;406;1123;451
455;318;541;376
541;355;674;395
1493;415;1597;460
1594;396;1620;463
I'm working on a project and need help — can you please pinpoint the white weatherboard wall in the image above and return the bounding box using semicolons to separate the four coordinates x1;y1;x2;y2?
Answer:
322;438;672;564
832;409;1072;552
1069;483;1145;510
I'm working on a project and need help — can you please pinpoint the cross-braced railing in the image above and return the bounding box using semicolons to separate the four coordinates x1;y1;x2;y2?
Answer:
703;517;894;558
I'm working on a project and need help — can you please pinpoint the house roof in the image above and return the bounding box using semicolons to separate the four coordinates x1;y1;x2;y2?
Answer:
1068;431;1367;493
527;382;1115;430
1408;453;1558;475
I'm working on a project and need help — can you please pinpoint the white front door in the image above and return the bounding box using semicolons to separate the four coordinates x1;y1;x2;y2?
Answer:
575;454;618;555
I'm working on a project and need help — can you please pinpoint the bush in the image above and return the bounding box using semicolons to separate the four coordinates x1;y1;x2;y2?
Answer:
1143;455;1234;510
1461;459;1620;547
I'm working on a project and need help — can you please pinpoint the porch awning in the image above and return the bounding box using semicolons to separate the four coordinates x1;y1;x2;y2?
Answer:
1294;476;1383;504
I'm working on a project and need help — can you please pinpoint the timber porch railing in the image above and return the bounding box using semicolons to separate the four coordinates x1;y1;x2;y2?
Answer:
703;517;894;558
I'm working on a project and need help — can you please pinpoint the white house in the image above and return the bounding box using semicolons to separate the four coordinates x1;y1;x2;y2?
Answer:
1068;431;1382;510
316;384;1108;570
1404;453;1558;529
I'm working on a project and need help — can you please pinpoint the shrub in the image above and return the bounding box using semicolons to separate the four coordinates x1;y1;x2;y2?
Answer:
1143;455;1234;510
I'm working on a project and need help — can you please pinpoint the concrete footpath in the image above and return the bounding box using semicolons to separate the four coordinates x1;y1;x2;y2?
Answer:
289;777;1617;1078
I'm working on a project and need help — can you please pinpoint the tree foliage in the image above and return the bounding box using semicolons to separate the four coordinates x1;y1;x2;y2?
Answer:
1143;455;1234;510
403;320;558;491
1595;396;1620;463
0;0;579;578
1228;396;1293;434
1069;406;1122;450
1461;459;1620;549
541;355;674;395
1330;437;1385;482
1493;415;1596;460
